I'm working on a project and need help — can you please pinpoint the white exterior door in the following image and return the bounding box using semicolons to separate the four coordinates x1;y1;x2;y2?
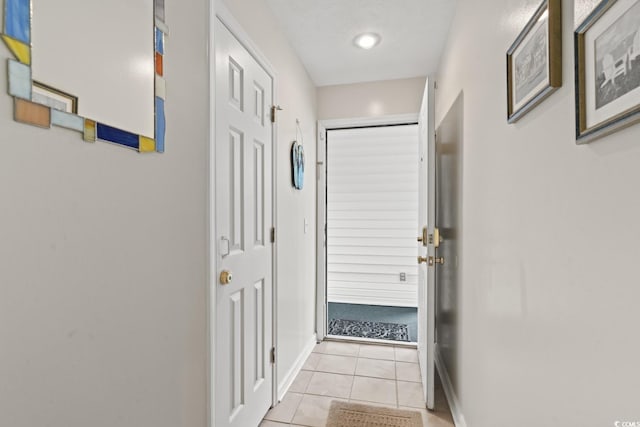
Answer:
417;79;436;410
215;19;274;427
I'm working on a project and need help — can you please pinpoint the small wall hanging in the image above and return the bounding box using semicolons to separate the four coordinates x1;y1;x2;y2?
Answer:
291;119;305;190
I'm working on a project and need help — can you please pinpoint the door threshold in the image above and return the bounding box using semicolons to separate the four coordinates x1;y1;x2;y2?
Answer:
324;334;417;348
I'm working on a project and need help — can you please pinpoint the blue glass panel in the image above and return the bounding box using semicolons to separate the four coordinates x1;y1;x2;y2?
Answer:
51;110;84;132
5;0;30;44
155;28;164;54
155;97;165;153
96;123;140;149
8;59;31;99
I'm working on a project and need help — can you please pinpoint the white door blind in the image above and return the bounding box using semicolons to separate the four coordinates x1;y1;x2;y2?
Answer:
327;125;419;307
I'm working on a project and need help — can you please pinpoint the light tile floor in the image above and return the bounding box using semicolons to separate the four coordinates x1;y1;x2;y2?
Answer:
261;341;455;427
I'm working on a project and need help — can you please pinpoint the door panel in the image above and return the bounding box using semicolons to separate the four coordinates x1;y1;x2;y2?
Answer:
229;128;244;252
435;93;463;396
215;19;273;427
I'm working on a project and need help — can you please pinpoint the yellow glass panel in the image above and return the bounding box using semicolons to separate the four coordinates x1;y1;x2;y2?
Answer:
139;136;155;152
84;119;96;142
1;35;31;65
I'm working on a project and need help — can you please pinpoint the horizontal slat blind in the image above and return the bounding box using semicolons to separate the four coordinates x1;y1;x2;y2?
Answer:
327;125;419;308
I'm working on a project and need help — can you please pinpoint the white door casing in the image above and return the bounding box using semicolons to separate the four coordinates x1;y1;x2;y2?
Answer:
316;125;327;341
214;18;274;427
417;78;436;410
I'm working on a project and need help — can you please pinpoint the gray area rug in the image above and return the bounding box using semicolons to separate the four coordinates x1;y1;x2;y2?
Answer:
328;318;409;342
326;401;423;427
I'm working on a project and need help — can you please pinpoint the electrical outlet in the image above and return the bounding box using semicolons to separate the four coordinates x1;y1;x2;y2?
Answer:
399;272;406;282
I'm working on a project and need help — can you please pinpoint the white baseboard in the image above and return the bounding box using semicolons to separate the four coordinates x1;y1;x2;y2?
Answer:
277;333;317;401
435;345;467;427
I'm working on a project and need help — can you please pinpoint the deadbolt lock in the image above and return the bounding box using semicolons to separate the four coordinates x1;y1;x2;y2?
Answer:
220;270;233;285
417;226;428;246
428;227;442;248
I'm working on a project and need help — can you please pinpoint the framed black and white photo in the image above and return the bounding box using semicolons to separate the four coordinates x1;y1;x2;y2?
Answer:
507;0;562;123
576;0;640;142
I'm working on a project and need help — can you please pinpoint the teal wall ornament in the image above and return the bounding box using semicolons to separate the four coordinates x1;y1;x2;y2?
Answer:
291;140;304;190
291;119;305;190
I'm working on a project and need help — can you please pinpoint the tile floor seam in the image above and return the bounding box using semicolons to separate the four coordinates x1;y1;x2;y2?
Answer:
395;369;400;409
356;356;401;361
347;363;357;402
349;372;396;381
289;393;304;425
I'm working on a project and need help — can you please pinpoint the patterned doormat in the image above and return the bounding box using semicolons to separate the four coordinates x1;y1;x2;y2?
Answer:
326;401;423;427
328;318;409;342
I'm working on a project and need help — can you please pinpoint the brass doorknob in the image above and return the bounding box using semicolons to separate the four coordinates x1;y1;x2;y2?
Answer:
433;257;445;265
220;270;233;285
417;256;429;264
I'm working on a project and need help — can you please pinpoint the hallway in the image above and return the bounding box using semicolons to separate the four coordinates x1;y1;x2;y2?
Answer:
260;341;453;427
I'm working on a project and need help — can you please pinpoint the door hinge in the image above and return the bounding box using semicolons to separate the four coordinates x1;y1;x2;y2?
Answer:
270;105;282;123
270;347;276;364
270;227;276;243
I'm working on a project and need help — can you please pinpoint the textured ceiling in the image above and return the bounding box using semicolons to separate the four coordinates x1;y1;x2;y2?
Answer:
265;0;457;87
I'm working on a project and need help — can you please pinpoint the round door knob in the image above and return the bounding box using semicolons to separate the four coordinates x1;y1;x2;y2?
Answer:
417;256;429;264
220;270;233;285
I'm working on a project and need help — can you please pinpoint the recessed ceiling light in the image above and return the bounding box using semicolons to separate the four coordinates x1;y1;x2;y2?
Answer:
353;33;381;50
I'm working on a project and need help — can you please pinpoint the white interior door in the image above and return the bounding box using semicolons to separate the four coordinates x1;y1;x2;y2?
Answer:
417;78;436;410
215;18;274;427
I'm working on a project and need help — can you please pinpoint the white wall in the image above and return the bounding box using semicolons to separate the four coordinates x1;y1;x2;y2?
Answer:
318;77;426;120
220;0;318;392
0;1;209;426
326;126;419;307
436;0;640;426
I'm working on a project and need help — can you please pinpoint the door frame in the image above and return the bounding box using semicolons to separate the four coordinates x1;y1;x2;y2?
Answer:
209;2;280;426
316;114;419;343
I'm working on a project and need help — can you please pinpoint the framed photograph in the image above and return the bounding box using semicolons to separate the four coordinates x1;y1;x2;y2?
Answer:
576;0;640;142
31;81;78;114
507;0;562;123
